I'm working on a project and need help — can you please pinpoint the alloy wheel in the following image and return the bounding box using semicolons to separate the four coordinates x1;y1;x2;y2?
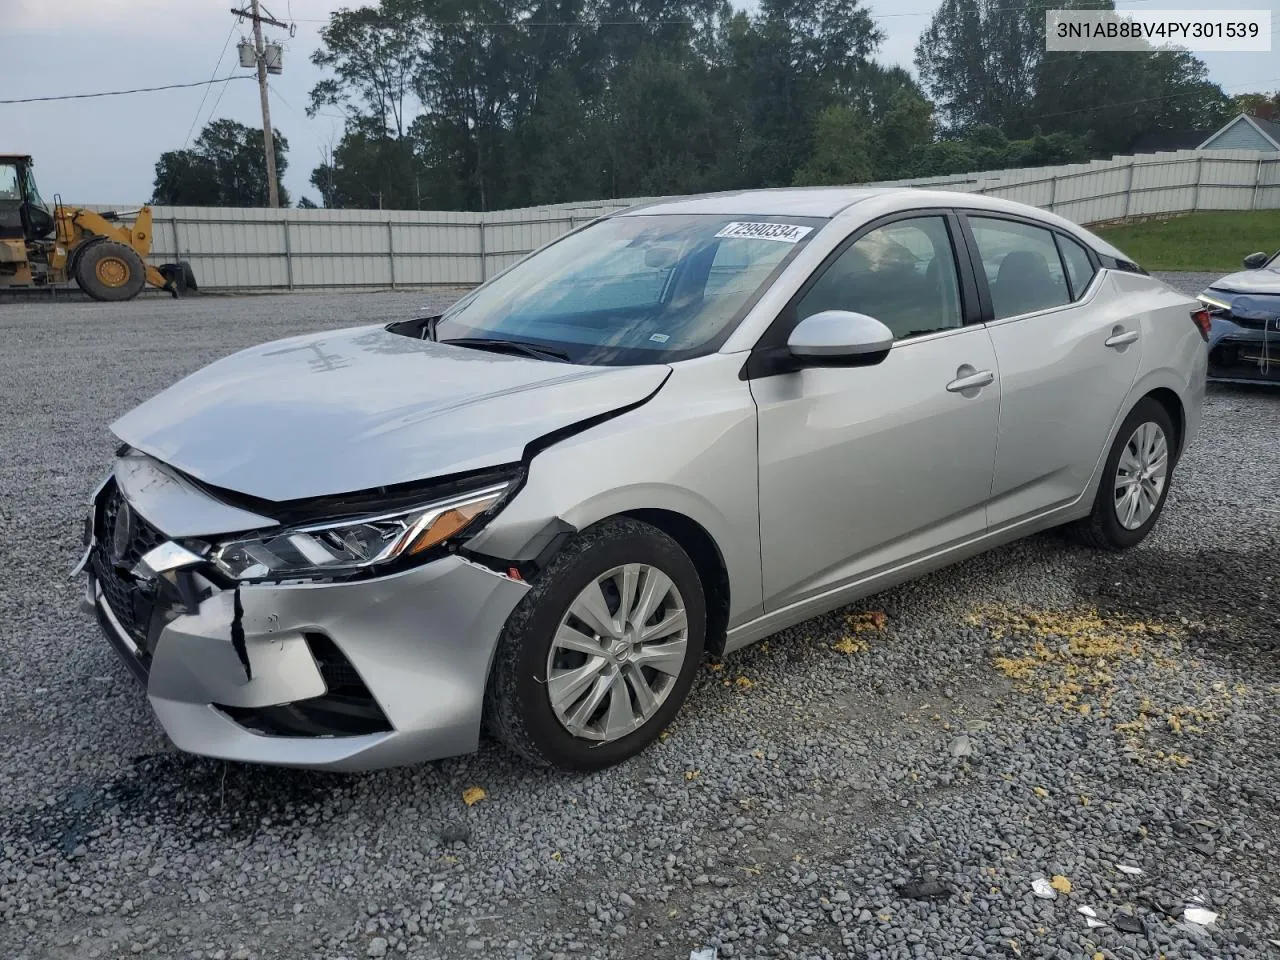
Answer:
1113;421;1168;530
546;563;689;742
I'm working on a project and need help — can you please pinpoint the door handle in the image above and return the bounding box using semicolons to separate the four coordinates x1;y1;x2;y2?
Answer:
1105;329;1140;348
946;369;995;393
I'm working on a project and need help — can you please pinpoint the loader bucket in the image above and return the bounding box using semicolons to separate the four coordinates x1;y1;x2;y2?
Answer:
158;261;198;294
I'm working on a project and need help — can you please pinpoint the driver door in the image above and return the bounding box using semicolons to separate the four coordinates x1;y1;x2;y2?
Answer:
749;212;1000;611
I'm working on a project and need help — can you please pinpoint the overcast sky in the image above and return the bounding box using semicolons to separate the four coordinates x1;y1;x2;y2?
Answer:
4;0;1278;206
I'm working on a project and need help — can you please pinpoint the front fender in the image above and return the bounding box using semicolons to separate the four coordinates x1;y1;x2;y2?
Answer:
467;353;764;628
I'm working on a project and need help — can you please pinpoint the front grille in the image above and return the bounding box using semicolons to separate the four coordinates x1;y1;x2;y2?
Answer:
1209;339;1280;383
1225;313;1274;331
99;483;166;569
92;550;153;647
91;482;167;651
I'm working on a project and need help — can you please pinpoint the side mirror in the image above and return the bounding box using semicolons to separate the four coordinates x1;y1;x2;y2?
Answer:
1243;251;1269;270
787;310;894;366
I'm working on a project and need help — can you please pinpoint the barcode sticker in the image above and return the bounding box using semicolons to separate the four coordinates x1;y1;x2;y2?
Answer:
714;222;813;243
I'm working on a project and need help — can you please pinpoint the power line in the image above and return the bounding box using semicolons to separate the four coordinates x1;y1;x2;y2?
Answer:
203;66;238;128
184;20;240;149
0;76;253;105
1032;75;1280;123
268;81;333;145
284;0;1163;26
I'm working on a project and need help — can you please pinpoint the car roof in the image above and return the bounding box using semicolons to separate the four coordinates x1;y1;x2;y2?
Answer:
616;186;1134;264
619;187;893;218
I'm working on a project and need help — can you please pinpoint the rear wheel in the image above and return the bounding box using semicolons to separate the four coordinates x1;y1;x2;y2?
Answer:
1069;397;1175;550
75;241;146;302
484;517;706;771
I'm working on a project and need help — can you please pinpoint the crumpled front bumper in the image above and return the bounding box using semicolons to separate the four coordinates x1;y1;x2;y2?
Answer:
84;484;529;772
1207;316;1280;385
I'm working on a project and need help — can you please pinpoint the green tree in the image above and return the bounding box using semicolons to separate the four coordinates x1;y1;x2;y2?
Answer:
916;0;1050;135
602;47;719;197
309;0;423;138
1035;44;1231;155
872;88;935;179
792;105;873;186
919;0;1232;155
312;116;427;209
1234;91;1280;116
506;68;607;205
151;119;289;206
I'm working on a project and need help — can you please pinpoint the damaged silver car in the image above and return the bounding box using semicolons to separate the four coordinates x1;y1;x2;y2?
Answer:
78;188;1207;771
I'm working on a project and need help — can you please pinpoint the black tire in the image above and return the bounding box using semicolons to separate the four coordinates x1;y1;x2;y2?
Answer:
75;241;146;302
484;517;707;771
1069;397;1176;550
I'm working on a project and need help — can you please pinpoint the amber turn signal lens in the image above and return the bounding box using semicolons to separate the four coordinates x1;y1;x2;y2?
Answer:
406;500;495;555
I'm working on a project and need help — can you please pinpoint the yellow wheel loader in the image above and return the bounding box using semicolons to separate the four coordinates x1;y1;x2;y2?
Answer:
0;154;196;301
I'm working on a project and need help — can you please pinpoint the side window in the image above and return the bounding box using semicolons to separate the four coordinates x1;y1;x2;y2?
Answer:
968;217;1070;320
796;216;963;340
1056;233;1096;299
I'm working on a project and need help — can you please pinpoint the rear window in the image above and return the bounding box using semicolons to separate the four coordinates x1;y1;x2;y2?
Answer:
1056;234;1097;299
967;217;1070;320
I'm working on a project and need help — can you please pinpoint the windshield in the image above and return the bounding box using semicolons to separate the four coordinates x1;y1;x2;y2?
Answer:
21;163;48;212
434;213;822;365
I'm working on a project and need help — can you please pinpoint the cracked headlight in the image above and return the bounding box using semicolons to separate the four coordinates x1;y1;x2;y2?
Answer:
1197;293;1231;314
211;482;512;582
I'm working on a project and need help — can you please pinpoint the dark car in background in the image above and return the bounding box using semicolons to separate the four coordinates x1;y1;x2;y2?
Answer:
1198;249;1280;385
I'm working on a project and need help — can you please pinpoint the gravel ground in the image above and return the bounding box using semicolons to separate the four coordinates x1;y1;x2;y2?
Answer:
1;276;1277;960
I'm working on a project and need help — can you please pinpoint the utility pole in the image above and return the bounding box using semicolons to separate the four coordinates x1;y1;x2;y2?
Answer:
233;1;290;207
251;0;278;208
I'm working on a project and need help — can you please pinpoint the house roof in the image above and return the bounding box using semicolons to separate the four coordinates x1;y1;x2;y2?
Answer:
1197;113;1280;151
1254;115;1280;145
1129;130;1209;154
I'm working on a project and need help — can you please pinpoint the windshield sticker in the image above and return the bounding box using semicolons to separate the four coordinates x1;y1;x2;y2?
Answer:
649;333;670;343
715;221;813;243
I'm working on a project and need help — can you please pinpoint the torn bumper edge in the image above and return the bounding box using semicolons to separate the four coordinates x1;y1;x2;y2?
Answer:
88;553;530;772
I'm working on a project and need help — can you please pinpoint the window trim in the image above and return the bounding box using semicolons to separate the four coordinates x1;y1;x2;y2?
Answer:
1053;231;1098;301
957;210;1103;324
742;208;980;380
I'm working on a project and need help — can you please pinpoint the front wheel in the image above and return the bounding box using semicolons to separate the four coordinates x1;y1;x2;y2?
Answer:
1069;397;1176;550
484;517;706;771
75;241;146;302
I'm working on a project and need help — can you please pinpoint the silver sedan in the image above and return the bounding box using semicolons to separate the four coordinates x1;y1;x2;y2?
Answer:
77;188;1207;771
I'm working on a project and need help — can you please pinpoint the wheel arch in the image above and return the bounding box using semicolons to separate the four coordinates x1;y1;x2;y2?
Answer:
620;508;731;657
1144;386;1185;462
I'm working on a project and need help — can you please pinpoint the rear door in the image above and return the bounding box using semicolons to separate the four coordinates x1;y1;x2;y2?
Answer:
962;214;1142;527
750;212;1000;611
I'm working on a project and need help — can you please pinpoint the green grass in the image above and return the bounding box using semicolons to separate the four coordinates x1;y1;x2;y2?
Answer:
1093;210;1280;272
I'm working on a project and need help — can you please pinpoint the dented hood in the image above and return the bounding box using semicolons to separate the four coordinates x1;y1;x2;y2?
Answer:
1208;267;1280;296
112;325;670;502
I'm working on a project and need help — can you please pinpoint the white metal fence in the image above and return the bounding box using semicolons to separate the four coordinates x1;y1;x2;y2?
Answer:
90;147;1280;292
